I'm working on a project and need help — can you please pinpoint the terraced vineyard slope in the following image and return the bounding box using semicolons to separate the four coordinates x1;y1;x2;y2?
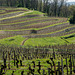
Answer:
0;7;75;47
0;7;75;75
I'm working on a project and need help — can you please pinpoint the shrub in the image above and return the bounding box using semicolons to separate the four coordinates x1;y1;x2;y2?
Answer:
31;30;37;34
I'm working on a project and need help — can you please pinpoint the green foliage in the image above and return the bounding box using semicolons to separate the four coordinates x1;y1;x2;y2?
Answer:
69;11;75;24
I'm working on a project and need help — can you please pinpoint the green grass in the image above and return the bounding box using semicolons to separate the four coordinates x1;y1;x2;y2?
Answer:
0;11;23;15
67;37;75;43
23;10;44;16
0;35;25;46
16;7;29;10
24;37;67;47
61;33;75;44
0;35;74;47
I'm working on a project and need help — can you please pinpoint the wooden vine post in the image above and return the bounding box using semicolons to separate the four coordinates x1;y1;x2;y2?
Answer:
66;58;68;75
8;51;10;69
58;62;60;75
61;58;64;75
70;56;72;74
14;51;16;66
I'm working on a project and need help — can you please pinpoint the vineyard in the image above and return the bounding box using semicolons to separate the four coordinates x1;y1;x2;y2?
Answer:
0;7;75;75
0;44;75;75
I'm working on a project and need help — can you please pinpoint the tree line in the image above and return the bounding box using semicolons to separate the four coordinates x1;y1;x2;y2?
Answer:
0;0;75;17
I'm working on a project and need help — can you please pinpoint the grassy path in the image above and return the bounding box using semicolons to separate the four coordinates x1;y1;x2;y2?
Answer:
21;38;29;46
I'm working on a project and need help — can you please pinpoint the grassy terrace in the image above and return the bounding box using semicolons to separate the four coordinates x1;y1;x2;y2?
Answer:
0;18;58;25
22;10;44;16
0;35;25;46
0;11;44;23
0;7;75;47
1;22;69;31
0;17;47;24
0;33;75;47
45;25;75;35
0;11;25;16
0;12;27;20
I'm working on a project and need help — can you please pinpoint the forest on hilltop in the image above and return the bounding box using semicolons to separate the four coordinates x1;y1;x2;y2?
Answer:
0;0;75;17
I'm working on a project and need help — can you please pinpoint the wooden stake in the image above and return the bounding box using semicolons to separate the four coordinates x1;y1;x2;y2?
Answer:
8;51;10;69
66;58;68;75
58;62;60;75
61;58;64;75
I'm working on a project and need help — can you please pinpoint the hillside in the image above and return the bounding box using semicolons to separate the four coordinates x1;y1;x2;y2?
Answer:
0;7;75;75
0;7;75;47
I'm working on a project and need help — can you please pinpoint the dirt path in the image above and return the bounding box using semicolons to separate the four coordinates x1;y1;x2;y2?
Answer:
21;38;29;46
0;11;33;20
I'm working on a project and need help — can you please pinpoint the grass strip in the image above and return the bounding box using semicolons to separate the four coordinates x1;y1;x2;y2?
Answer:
0;11;25;16
24;37;67;47
23;25;75;36
0;11;33;20
0;17;58;25
1;22;68;31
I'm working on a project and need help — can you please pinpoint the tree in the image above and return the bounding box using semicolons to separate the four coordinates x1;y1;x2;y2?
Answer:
53;0;58;16
69;5;75;24
69;11;75;24
58;0;64;16
0;0;73;17
69;5;75;15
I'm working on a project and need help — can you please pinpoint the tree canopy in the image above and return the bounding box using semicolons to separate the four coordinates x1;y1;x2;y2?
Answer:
0;0;75;17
